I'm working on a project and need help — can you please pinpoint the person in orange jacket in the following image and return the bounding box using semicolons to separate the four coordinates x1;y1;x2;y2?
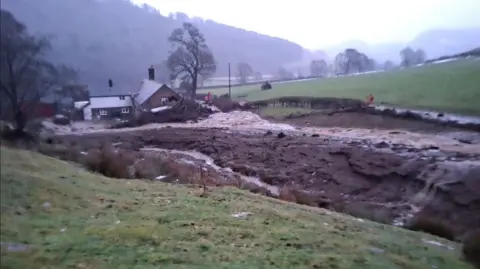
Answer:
366;94;374;105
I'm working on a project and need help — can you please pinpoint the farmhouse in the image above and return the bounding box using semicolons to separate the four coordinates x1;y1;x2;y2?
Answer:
79;82;180;120
72;100;91;121
134;79;181;111
87;88;135;120
78;67;183;120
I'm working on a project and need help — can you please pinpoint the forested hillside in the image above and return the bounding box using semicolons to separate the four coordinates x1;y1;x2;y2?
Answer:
2;0;304;92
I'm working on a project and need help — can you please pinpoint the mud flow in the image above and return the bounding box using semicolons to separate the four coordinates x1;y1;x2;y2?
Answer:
58;118;480;236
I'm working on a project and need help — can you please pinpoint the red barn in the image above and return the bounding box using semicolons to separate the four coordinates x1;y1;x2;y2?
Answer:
21;102;55;119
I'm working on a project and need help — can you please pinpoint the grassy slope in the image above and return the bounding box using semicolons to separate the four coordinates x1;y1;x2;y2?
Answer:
0;146;473;269
200;59;480;115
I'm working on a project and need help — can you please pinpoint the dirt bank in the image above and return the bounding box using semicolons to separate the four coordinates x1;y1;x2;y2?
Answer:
252;97;480;131
57;127;480;236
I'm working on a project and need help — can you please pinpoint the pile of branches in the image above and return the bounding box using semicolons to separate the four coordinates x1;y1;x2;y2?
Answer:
140;98;215;124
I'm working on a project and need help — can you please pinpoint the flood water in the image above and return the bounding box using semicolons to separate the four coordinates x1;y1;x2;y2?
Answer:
373;105;480;125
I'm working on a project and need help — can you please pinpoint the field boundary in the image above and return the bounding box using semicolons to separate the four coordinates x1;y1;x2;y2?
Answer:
247;96;480;131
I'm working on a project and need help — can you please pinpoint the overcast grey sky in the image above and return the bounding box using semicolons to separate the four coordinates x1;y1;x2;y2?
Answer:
132;0;480;49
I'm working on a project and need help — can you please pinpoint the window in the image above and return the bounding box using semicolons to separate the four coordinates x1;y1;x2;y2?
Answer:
121;107;130;114
119;96;125;100
99;110;107;116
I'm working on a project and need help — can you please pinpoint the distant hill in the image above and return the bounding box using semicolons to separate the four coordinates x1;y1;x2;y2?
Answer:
2;0;304;92
322;28;480;63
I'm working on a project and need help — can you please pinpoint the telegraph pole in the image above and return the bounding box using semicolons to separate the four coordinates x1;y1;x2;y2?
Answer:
228;62;231;99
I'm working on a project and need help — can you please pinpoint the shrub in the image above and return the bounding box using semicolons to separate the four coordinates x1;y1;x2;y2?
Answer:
82;146;132;179
462;229;480;268
278;187;297;203
211;97;241;112
335;202;392;224
278;187;319;207
406;215;455;240
239;181;270;196
290;189;317;207
36;142;81;162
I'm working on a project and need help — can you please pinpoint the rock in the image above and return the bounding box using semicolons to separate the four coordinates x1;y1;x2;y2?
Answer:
374;141;390;148
423;150;447;158
311;134;320;137
0;242;32;252
367;247;385;254
277;132;286;138
265;130;273;136
458;139;473;144
231;212;252;218
42;202;52;209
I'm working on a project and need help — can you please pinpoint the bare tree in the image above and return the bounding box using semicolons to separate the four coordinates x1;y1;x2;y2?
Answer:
154;60;174;85
400;47;416;67
400;47;427;67
334;52;347;75
334;49;374;74
254;71;262;81
415;49;426;64
56;64;78;85
345;48;372;73
363;55;377;71
310;59;328;77
383;60;395;70
277;67;292;80
237;62;253;84
167;22;216;99
0;10;60;133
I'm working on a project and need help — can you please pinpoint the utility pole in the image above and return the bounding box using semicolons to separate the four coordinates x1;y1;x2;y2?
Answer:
228;62;231;99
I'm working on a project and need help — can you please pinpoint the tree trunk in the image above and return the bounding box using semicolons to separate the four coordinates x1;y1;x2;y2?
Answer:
14;111;27;133
191;74;198;100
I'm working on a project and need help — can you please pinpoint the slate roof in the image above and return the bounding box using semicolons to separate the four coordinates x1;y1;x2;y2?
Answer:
135;79;178;105
89;86;136;97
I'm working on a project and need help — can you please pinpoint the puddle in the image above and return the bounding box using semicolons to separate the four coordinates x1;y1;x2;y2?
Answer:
140;147;279;195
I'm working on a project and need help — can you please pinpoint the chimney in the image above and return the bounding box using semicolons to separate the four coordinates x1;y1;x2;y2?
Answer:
148;65;155;81
108;79;113;88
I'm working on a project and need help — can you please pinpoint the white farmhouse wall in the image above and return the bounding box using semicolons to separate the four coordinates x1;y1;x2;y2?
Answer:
83;104;92;120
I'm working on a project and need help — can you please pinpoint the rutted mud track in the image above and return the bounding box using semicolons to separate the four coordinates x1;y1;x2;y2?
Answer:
58;127;480;236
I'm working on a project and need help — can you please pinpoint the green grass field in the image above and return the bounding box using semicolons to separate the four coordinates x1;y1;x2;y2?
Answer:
1;146;474;269
200;59;480;115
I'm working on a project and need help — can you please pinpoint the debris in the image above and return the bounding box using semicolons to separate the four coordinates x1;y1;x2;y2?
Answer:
155;175;167;180
231;212;252;218
42;202;52;209
422;239;454;251
141;98;215;124
374;141;390;148
150;106;171;113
